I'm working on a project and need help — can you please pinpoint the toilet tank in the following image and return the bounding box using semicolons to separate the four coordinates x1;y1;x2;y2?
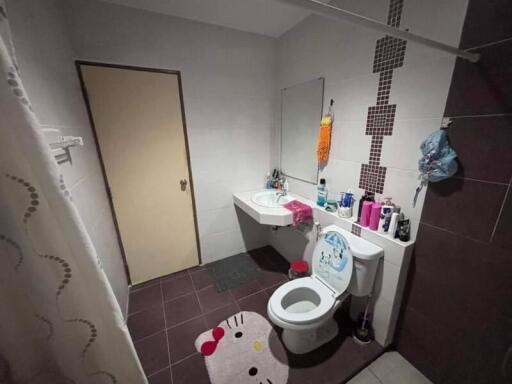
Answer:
347;233;383;297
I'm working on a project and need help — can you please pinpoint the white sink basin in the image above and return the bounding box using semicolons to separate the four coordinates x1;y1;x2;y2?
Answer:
251;190;293;208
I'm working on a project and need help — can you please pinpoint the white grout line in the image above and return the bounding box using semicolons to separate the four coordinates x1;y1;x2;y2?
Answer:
145;365;170;380
159;279;173;384
452;175;509;186
490;176;511;242
170;351;200;367
366;366;385;384
420;221;490;246
188;268;206;315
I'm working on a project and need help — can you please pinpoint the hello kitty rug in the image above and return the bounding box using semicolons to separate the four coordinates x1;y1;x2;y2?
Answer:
195;311;289;384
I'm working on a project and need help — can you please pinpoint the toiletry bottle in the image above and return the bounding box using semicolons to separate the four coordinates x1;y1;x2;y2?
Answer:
357;192;374;223
397;216;411;242
317;178;327;207
388;212;399;239
369;201;382;230
265;172;272;189
378;197;394;233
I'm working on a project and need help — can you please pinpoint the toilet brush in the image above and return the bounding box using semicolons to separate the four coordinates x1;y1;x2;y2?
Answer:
353;295;373;345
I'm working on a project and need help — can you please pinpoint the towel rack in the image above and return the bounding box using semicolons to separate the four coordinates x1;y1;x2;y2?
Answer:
49;135;84;164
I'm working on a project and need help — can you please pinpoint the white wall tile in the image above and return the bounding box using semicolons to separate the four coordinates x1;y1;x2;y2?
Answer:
373;260;401;306
330;120;371;164
381;118;442;171
372;296;394;346
382;167;426;221
63;0;277;264
390;57;457;120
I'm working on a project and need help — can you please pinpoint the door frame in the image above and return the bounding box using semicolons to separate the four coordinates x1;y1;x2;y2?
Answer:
75;61;202;285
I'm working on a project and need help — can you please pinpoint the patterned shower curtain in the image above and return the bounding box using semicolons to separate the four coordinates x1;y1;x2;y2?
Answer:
0;3;147;384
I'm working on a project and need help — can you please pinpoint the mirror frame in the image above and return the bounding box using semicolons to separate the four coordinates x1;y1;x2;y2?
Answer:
279;77;324;185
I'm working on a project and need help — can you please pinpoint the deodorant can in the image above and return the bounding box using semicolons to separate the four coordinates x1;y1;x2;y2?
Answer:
378;199;394;233
388;212;399;239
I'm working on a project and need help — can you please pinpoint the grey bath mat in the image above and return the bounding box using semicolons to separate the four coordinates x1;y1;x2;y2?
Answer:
206;253;260;292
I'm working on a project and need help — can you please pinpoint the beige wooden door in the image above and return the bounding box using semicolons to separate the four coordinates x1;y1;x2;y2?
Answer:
80;64;199;284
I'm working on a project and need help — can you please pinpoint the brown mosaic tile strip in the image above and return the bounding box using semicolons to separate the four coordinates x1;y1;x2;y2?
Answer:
369;135;384;166
387;0;404;28
359;164;387;194
351;224;362;237
373;35;407;73
376;70;393;105
366;104;396;136
358;0;406;197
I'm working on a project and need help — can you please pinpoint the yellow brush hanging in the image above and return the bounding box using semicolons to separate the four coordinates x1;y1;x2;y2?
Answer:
316;100;334;162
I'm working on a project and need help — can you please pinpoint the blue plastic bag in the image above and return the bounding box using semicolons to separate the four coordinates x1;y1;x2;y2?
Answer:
414;129;458;206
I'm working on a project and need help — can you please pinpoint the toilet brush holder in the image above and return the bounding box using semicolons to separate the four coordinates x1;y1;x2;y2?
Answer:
353;297;374;345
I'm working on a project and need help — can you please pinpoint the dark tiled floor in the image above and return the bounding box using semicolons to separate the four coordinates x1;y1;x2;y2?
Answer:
127;246;383;384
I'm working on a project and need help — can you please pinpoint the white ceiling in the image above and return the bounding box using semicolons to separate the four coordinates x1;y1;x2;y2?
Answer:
99;0;313;37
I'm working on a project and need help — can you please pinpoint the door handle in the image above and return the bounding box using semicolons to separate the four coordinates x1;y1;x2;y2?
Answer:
180;179;187;191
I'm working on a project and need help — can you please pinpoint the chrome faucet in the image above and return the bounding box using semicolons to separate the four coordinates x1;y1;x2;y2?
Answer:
276;190;287;202
276;178;288;202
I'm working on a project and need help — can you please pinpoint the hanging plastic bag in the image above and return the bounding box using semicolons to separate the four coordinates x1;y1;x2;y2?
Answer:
413;129;458;206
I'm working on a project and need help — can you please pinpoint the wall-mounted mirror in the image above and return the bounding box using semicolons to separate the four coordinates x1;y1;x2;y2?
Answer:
280;78;324;184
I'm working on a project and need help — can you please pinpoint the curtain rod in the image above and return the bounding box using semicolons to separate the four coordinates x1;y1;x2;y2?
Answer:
276;0;480;63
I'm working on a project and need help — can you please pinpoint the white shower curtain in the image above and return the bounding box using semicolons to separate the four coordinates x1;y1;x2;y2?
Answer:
0;2;147;383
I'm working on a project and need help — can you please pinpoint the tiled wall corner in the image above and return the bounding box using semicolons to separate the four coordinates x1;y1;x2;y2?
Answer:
396;0;512;382
62;0;276;264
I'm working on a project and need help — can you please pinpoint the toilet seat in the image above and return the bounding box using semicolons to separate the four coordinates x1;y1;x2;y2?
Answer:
268;277;337;325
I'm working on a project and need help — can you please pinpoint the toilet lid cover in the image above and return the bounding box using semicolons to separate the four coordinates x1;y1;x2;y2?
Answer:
312;229;353;296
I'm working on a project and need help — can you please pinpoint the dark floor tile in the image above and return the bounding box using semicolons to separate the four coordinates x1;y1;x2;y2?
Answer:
147;367;172;384
459;0;512;49
448;116;512;183
167;317;207;363
130;278;161;292
190;269;213;291
237;291;269;318
161;269;189;281
444;41;512;116
196;285;235;313
128;305;165;341
164;293;202;327
421;178;507;242
263;282;283;298
203;303;240;329
287;334;366;384
352;339;383;362
129;284;162;314
229;279;263;300
134;331;170;376
492;187;512;250
171;354;210;384
256;269;288;289
162;274;194;302
187;265;205;273
248;248;278;270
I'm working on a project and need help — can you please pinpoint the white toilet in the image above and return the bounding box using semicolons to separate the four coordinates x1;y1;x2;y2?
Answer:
267;225;383;354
